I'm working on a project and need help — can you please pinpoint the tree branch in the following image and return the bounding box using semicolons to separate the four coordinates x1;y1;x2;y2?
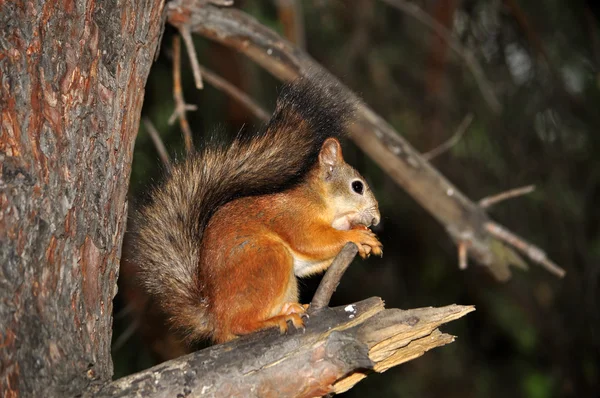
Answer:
142;117;172;170
198;64;270;122
485;222;566;278
180;26;204;89
166;1;565;281
423;113;473;161
310;243;359;313
479;185;535;209
169;35;197;154
93;297;474;397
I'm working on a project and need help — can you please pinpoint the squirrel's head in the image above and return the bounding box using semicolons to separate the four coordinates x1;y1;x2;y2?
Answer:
316;138;380;231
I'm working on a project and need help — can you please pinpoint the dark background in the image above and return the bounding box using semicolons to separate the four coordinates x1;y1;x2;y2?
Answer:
113;1;600;397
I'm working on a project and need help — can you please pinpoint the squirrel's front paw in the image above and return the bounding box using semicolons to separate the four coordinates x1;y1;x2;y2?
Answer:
348;228;383;259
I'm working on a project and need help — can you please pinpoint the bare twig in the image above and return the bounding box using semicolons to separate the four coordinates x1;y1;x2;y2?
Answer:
113;300;139;321
458;241;468;270
423;113;474;160
111;315;142;352
485;221;566;278
142;117;172;170
169;35;196;154
179;27;204;89
479;185;536;209
310;243;359;313
379;0;502;114
205;0;233;5
199;64;270;121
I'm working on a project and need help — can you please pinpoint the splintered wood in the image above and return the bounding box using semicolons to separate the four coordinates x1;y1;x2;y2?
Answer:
95;298;474;397
332;302;474;394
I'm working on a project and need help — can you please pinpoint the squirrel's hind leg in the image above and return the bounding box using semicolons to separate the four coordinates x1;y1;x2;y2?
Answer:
211;239;303;343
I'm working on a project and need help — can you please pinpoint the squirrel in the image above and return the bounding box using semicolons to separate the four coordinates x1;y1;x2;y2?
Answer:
135;76;382;344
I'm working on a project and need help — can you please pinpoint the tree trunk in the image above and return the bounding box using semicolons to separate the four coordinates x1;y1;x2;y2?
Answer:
0;1;164;396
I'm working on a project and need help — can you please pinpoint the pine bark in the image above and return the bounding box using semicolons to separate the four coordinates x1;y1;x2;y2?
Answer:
0;1;164;396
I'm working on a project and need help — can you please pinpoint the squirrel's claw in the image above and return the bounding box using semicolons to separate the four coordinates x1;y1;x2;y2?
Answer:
275;302;309;334
371;244;383;257
349;227;383;259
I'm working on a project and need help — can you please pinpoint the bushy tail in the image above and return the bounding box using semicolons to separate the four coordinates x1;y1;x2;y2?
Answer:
135;76;354;341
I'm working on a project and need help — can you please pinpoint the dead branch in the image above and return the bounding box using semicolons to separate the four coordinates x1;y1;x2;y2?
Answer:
479;185;536;209
93;297;474;397
142;117;172;170
203;0;233;5
169;35;197;153
423;113;473;161
174;1;234;89
310;243;359;313
180;27;204;89
198;64;270;122
379;0;502;114
458;240;469;270
111;314;142;353
166;2;565;281
485;222;566;278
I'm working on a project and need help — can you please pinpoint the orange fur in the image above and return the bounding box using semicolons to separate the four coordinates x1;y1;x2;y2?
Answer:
136;78;382;345
198;142;382;343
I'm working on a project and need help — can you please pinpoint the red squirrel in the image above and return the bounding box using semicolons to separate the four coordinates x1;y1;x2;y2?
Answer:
136;77;382;344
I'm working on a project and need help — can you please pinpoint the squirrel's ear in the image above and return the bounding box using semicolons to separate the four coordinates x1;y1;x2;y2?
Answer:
319;138;344;168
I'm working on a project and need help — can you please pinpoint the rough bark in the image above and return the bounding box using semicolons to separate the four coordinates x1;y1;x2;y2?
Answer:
0;1;164;396
93;298;474;397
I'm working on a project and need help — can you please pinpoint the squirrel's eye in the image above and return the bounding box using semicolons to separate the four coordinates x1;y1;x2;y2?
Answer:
352;180;364;195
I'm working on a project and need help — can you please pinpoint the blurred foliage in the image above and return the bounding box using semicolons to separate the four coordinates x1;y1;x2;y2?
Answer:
113;0;600;397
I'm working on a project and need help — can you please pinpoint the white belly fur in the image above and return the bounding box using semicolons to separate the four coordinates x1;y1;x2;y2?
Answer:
292;255;335;278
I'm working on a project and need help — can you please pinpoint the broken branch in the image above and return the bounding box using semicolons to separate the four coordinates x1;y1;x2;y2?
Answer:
92;298;474;397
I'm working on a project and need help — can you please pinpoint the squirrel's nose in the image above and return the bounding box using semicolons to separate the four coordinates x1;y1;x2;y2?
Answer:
371;214;380;227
